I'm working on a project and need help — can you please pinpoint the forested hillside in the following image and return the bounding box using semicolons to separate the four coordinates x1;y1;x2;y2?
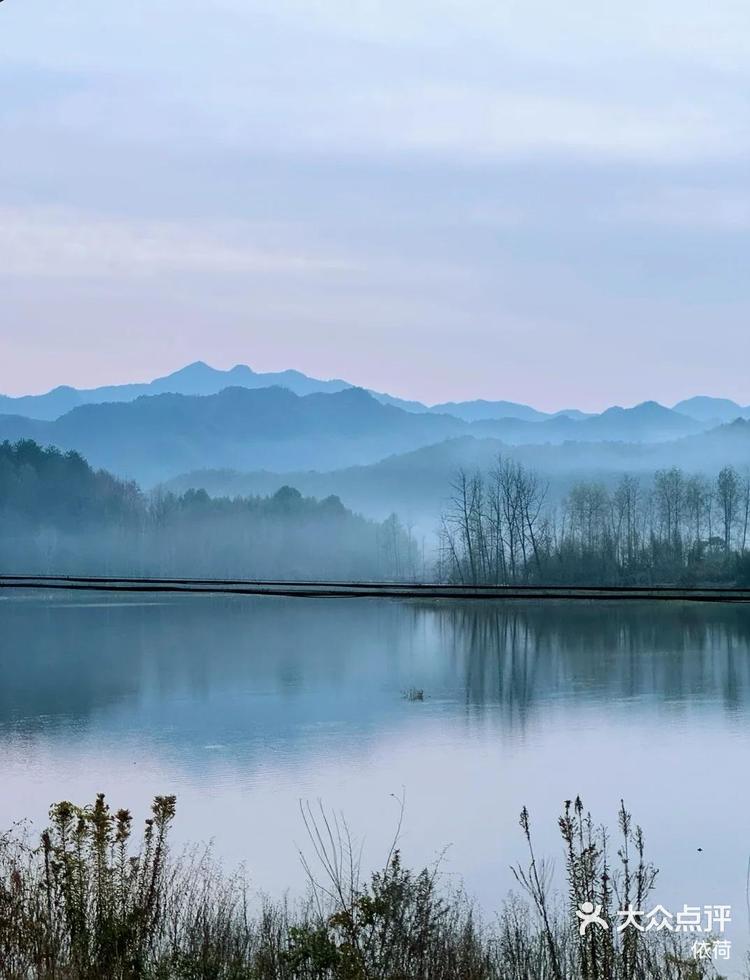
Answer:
0;441;417;579
163;420;750;530
3;440;749;586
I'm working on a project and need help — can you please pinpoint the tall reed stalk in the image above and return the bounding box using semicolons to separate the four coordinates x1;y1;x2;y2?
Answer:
0;794;725;980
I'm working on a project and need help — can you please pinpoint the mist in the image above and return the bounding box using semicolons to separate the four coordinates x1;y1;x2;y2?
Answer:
0;441;419;581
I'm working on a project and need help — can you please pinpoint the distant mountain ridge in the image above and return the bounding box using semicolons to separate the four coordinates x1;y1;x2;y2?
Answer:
0;361;352;421
425;399;591;423
0;386;469;484
672;396;750;423
3;360;747;425
163;419;750;528
0;383;730;487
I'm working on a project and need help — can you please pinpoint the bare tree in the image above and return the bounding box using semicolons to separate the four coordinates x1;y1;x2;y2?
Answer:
716;466;740;552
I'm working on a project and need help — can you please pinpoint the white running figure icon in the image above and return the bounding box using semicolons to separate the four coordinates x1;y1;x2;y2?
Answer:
576;902;609;935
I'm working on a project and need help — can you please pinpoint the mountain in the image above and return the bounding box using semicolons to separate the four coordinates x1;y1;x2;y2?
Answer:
159;435;619;528
672;396;750;424
0;359;564;424
426;400;592;423
551;409;592;421
0;387;711;487
162;437;508;526
427;399;550;422
0;386;473;484
0;361;353;421
368;391;431;413
574;400;700;441
464;400;702;444
162;420;750;531
5;360;741;431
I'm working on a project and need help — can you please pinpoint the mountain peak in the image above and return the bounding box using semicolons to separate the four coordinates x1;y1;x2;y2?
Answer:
672;395;748;423
601;401;671;419
633;400;668;413
166;360;212;376
227;363;257;377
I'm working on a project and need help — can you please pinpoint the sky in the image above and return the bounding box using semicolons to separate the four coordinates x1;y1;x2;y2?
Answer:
0;0;748;410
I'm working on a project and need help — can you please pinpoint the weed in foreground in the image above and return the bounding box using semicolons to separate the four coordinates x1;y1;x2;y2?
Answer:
0;794;726;980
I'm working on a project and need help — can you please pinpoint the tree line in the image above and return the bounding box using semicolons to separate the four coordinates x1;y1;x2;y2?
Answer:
5;439;749;586
0;440;419;579
438;458;750;586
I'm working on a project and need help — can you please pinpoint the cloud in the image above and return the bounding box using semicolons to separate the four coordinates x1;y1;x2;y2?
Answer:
219;0;750;71
1;0;749;405
0;208;353;279
4;1;749;166
324;86;741;164
607;187;750;231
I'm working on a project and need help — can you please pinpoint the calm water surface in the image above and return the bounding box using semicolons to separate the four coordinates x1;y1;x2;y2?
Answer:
1;593;749;960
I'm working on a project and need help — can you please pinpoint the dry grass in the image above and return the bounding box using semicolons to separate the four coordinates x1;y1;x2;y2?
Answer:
0;794;726;980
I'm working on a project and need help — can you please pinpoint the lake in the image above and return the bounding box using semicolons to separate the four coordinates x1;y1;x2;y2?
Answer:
1;592;749;965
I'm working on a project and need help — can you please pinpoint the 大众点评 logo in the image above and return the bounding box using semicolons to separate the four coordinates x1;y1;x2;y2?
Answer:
575;903;732;961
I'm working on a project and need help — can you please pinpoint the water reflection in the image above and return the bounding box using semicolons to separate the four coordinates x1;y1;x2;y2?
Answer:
439;602;750;720
2;594;750;742
2;591;750;967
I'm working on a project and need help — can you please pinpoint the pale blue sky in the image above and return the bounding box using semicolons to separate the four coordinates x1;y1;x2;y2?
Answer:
1;0;748;409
